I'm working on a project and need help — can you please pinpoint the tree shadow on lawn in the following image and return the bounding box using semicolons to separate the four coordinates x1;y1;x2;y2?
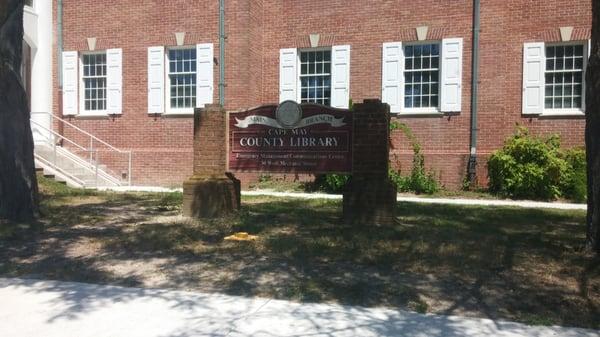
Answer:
0;195;599;329
223;200;600;328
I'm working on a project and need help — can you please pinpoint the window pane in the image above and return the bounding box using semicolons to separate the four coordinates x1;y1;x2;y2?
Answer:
554;85;562;96
564;85;572;96
430;96;438;107
168;48;197;109
82;52;107;111
565;46;573;57
545;44;585;110
423;57;430;69
423;44;431;55
403;44;440;109
299;50;332;105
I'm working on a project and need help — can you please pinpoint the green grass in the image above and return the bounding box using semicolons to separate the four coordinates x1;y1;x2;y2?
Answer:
1;177;598;329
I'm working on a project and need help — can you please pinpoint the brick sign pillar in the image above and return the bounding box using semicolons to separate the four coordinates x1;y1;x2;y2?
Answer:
343;99;397;225
183;105;240;218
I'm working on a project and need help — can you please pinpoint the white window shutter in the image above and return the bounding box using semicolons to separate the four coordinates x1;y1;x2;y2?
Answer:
196;43;214;108
62;51;78;115
382;42;404;113
279;48;297;102
331;45;351;109
106;48;123;114
147;46;165;114
522;42;545;114
441;38;463;112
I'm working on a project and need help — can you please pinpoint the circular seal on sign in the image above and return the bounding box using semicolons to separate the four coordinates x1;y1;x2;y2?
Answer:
276;100;302;129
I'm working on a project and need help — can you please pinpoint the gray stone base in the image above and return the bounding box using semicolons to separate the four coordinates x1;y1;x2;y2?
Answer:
182;173;241;218
342;175;397;225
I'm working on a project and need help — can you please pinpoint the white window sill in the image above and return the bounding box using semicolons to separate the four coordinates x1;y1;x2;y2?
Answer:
163;110;195;117
395;108;444;117
76;112;110;119
540;109;585;117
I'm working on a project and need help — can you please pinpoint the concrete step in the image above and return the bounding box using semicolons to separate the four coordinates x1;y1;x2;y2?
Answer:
34;144;123;188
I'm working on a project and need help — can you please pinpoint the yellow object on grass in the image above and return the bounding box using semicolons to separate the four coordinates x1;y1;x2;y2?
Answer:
224;232;258;241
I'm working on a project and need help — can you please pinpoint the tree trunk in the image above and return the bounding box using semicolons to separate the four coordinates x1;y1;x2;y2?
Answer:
586;0;600;254
0;0;39;221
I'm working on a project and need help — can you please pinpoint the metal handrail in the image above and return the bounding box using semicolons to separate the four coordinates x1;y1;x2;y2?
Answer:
31;111;132;186
30;119;89;153
31;111;128;154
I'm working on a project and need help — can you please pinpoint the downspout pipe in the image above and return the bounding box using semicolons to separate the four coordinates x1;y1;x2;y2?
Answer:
468;0;480;185
218;0;225;106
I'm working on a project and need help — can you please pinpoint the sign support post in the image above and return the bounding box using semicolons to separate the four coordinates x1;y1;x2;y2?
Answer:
183;105;241;218
342;99;397;225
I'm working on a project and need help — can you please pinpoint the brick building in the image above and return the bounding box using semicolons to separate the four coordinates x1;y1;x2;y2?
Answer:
30;0;591;188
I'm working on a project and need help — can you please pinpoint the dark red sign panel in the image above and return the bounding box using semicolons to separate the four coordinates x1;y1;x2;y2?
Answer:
228;102;352;173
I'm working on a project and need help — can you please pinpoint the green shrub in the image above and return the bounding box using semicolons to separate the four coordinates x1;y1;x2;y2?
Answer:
314;122;440;195
314;174;350;193
488;127;585;201
562;148;587;203
388;122;439;194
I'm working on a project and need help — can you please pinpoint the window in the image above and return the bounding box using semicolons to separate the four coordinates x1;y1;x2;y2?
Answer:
147;44;213;114
544;44;585;111
299;49;331;106
382;39;462;114
82;52;107;112
167;48;197;111
404;43;440;110
25;0;33;8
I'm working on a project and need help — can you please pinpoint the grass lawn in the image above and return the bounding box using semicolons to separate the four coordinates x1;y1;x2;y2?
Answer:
0;175;598;329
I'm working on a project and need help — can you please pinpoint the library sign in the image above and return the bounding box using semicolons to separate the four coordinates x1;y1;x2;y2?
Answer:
228;101;352;173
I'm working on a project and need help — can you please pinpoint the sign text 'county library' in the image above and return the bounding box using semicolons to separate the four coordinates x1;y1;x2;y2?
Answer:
228;101;353;173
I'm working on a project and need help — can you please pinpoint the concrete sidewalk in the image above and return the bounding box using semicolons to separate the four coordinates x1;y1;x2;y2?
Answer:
0;278;598;337
242;190;587;210
99;186;587;211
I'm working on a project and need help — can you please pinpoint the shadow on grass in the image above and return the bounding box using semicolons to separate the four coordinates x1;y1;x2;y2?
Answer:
1;191;598;329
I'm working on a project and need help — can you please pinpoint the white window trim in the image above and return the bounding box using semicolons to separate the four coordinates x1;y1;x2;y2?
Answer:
541;40;588;117
401;40;442;115
296;47;332;105
164;45;197;115
79;50;108;116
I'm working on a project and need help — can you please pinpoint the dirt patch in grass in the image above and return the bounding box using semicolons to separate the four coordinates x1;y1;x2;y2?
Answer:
0;179;598;329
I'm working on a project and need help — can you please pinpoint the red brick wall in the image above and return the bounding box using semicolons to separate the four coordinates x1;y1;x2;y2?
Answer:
475;0;591;185
52;0;591;189
53;0;220;186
